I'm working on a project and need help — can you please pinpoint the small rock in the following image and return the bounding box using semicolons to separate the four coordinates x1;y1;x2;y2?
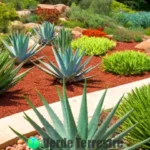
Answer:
72;31;82;39
59;17;67;22
23;23;39;29
73;27;86;33
135;39;150;50
17;10;31;17
17;139;25;145
16;147;24;150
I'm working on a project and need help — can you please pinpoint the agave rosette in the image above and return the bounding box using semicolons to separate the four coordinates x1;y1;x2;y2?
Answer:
1;32;45;64
34;46;98;83
11;80;150;149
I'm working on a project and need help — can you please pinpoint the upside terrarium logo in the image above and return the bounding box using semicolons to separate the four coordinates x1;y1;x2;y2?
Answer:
27;137;40;149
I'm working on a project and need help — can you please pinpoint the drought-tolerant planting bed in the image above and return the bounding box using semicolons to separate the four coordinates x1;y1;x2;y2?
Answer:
1;41;150;119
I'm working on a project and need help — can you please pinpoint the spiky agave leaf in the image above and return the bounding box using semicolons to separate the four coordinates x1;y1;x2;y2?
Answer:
10;80;150;150
53;28;72;53
0;51;30;95
34;47;98;83
1;32;45;64
33;22;55;45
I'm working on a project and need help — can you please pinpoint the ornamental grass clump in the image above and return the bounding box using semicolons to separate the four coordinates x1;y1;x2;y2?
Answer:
0;51;30;95
103;50;150;75
71;36;116;56
10;80;150;150
116;84;150;149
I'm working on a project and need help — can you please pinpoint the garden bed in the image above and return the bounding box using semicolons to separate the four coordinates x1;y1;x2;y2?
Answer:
0;42;150;119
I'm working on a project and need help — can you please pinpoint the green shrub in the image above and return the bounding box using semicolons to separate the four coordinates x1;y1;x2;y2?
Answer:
0;34;10;52
116;84;150;149
104;27;115;35
20;14;41;24
69;3;118;28
61;20;86;28
103;50;150;75
113;27;143;42
72;36;116;56
0;3;18;33
90;0;112;15
112;0;136;13
116;12;150;28
144;27;150;36
113;28;133;42
2;0;38;10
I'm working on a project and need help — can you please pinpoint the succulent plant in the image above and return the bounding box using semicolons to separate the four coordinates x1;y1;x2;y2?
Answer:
53;28;72;52
34;22;55;45
34;46;98;83
0;51;30;95
11;80;150;149
1;32;45;64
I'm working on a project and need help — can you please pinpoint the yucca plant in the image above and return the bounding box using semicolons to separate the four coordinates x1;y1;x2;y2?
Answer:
1;32;45;64
34;22;55;45
0;51;30;94
34;47;98;83
53;28;72;52
11;80;150;150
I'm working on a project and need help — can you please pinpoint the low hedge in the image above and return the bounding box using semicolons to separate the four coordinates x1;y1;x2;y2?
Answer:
71;36;116;56
103;50;150;75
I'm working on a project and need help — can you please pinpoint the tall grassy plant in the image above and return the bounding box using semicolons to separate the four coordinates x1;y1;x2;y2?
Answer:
10;80;150;149
116;84;150;149
0;51;30;95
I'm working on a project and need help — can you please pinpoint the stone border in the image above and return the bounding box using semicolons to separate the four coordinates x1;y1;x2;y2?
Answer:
1;78;150;148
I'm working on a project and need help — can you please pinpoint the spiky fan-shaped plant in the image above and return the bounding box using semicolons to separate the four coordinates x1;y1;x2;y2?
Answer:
53;28;72;52
1;32;45;64
33;47;98;83
10;80;150;150
0;51;30;94
34;22;55;45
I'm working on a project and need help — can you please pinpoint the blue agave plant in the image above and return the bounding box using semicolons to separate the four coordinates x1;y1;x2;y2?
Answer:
34;22;55;45
1;32;45;64
10;80;150;150
34;46;98;83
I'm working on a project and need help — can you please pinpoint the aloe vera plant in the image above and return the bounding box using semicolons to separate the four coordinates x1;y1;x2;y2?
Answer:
53;28;72;52
0;51;30;94
34;22;55;45
34;47;98;83
11;80;150;149
1;32;45;64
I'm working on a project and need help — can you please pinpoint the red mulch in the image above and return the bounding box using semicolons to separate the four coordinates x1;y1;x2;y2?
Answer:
0;42;149;119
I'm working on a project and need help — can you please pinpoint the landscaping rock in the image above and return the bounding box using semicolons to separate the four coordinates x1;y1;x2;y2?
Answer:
17;139;25;145
73;26;86;33
135;39;150;50
17;10;31;17
106;34;113;40
37;4;70;15
24;23;39;29
72;30;82;39
59;17;67;22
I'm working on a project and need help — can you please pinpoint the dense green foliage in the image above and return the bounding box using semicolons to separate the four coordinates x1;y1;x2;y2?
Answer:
103;51;150;75
116;84;150;149
144;27;150;36
116;12;150;28
112;0;136;13
2;0;38;10
11;81;150;149
0;3;18;33
72;36;116;56
0;51;30;95
113;28;143;42
69;3;118;28
61;20;86;28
